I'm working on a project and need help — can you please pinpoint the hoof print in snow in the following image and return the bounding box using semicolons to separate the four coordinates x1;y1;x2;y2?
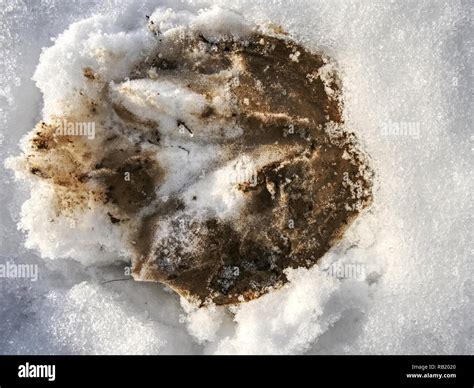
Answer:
13;13;373;306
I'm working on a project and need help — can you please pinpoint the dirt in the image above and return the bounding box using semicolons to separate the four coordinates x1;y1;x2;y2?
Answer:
23;31;373;306
131;33;373;305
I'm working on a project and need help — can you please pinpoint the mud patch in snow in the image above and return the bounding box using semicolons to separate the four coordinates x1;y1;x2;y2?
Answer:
7;7;372;305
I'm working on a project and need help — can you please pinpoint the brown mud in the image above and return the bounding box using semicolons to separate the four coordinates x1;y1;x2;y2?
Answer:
23;31;373;305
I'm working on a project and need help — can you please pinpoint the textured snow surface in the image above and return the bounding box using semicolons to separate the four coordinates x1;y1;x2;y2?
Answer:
0;0;472;354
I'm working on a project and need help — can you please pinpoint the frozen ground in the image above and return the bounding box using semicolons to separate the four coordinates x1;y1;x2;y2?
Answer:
0;0;472;354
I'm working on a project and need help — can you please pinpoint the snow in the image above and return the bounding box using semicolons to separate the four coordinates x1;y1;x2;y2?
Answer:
109;79;209;134
0;0;472;355
191;6;253;41
17;181;131;266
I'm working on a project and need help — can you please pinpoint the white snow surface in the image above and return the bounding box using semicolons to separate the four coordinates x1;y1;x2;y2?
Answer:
0;0;472;355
